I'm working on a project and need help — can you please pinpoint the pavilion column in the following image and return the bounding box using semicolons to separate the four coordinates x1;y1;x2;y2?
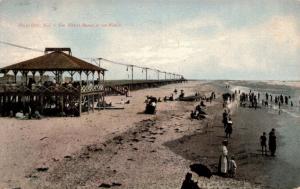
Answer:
102;71;105;105
102;71;105;84
86;71;90;113
61;96;64;114
39;71;44;84
92;71;95;112
70;71;75;82
13;70;18;83
38;71;44;114
32;71;36;82
58;71;62;84
79;71;82;116
79;71;82;87
97;71;100;111
22;71;28;85
92;71;95;85
97;71;101;111
85;71;89;85
53;71;58;83
97;71;101;84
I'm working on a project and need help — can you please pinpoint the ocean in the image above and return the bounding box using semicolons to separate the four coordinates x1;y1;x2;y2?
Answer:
230;81;300;189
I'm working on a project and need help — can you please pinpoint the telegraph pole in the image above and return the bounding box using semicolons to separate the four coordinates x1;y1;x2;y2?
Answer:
130;65;134;84
145;68;149;80
98;58;102;82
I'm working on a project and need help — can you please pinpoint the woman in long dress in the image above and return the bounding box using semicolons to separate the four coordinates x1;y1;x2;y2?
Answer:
218;140;229;176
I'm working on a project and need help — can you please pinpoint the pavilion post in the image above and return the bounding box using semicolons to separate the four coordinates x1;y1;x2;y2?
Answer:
61;95;64;114
79;71;82;87
70;71;75;82
97;71;101;111
39;71;44;84
102;71;105;105
79;93;82;116
92;71;95;85
79;71;82;116
22;71;28;85
13;70;18;83
32;71;36;82
85;71;90;113
97;71;100;84
92;71;95;112
59;71;63;84
92;94;94;112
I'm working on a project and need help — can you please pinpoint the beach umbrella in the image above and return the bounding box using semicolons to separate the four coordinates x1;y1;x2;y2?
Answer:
190;163;212;179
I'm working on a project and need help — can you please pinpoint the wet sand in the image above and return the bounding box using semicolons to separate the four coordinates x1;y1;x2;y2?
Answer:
166;82;300;189
1;80;298;189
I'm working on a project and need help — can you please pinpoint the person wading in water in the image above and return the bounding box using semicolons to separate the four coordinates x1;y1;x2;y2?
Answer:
269;129;277;156
260;132;267;156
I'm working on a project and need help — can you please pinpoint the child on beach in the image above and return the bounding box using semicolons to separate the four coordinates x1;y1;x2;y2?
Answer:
260;132;267;156
228;156;237;178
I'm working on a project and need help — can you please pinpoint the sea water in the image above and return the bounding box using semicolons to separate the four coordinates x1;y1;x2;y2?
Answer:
230;82;300;189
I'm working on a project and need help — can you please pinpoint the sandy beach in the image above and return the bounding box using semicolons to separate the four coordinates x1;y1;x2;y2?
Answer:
1;80;299;189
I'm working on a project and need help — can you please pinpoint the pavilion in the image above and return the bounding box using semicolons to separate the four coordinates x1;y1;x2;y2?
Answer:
0;48;106;117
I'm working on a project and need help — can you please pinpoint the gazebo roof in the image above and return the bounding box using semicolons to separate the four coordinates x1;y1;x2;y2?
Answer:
0;51;106;73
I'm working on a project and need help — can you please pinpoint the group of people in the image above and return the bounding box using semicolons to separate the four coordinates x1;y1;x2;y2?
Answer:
144;96;157;114
239;90;296;111
163;89;185;102
218;92;237;177
190;101;207;120
260;128;277;156
237;89;280;157
218;140;237;178
239;91;259;109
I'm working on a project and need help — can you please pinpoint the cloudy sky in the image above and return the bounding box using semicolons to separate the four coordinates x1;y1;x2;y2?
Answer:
0;0;300;80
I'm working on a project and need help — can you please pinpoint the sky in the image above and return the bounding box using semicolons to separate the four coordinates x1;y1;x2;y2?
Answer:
0;0;300;80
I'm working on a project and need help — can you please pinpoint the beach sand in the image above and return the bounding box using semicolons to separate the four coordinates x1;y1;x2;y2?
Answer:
0;80;297;189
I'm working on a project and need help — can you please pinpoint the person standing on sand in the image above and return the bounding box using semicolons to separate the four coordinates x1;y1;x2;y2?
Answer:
218;140;229;177
222;110;228;129
269;129;277;156
225;118;233;138
260;132;267;156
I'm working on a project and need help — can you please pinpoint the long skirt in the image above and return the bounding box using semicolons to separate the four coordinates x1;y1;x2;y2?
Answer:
218;155;229;174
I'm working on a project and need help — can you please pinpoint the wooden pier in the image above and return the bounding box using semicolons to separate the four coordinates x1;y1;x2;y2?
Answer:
104;79;186;96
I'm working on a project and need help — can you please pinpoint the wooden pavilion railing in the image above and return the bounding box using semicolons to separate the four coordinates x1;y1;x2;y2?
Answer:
81;84;104;94
0;84;105;95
